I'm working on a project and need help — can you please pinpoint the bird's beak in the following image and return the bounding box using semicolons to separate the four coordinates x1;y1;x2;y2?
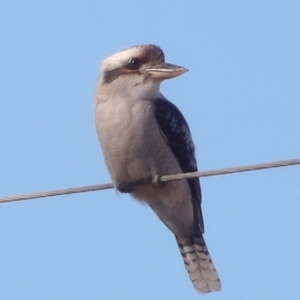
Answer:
146;62;188;80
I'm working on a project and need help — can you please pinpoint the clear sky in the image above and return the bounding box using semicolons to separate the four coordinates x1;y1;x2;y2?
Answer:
1;1;299;299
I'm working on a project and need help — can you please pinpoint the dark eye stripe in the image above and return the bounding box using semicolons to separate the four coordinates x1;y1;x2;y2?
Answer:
103;68;123;83
102;57;148;84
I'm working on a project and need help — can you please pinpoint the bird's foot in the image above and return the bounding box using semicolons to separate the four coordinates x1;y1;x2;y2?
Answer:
116;182;134;193
152;174;163;188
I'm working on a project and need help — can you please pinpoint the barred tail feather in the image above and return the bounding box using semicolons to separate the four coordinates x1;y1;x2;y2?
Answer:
176;234;221;293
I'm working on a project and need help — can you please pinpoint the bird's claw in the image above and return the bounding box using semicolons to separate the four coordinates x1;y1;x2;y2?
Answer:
152;174;162;188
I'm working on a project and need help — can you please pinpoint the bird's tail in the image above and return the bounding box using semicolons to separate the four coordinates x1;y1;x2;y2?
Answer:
175;233;221;293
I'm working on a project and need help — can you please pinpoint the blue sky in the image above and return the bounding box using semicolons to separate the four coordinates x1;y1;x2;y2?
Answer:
1;1;299;299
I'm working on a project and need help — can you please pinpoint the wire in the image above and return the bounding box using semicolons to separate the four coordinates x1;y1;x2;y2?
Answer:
0;158;299;204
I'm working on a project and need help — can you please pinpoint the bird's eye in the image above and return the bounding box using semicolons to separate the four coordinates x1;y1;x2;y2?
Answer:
127;58;141;70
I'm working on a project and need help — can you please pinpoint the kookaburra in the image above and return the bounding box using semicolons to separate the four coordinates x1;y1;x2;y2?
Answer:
95;44;221;293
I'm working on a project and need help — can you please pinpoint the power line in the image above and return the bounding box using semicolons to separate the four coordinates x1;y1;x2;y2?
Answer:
0;158;299;204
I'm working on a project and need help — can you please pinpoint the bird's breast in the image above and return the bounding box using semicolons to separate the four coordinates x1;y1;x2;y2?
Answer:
96;98;170;182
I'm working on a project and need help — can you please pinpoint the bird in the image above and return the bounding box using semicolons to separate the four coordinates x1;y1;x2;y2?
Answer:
95;44;221;293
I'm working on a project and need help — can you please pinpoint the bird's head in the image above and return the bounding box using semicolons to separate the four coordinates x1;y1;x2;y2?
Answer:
97;44;187;99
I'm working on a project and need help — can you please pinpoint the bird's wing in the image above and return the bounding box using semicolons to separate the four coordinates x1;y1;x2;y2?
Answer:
152;97;204;233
